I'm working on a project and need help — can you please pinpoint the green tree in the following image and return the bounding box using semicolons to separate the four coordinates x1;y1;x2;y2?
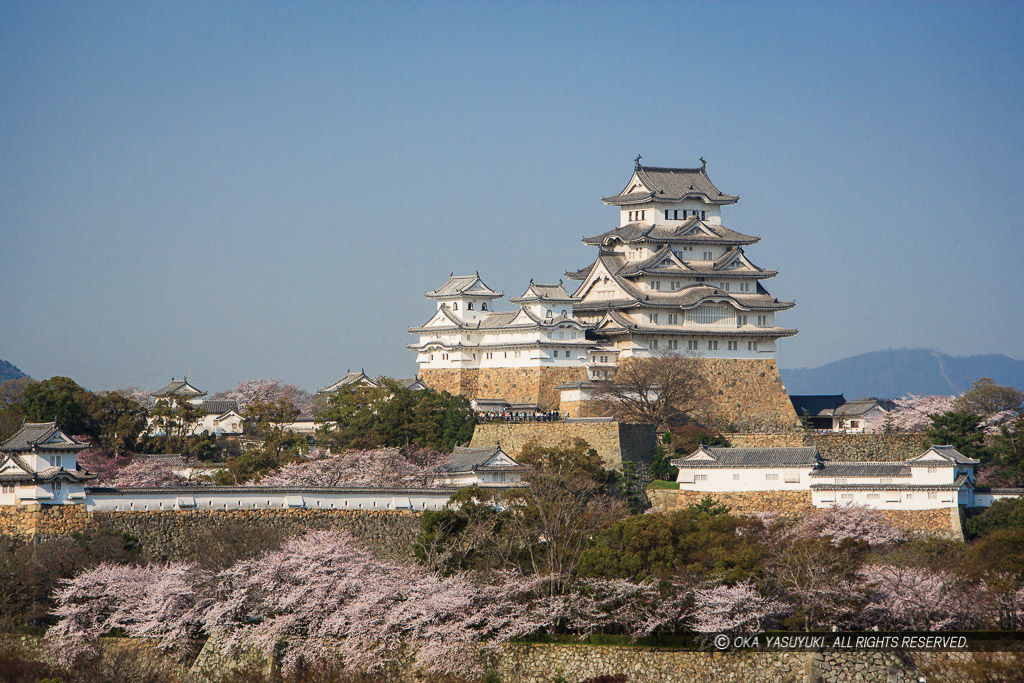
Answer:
578;505;763;582
989;417;1024;483
17;376;95;436
85;392;148;456
954;378;1024;417
148;397;205;453
965;497;1024;539
962;528;1024;629
925;411;987;461
316;379;475;451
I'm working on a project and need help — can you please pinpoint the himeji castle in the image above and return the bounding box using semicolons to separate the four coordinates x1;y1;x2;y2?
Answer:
409;158;800;428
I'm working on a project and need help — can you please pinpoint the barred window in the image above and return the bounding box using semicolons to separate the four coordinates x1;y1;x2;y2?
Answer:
691;305;730;325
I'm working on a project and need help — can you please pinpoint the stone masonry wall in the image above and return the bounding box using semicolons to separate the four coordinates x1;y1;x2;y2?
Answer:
0;505;421;555
420;367;587;410
471;421;656;471
700;357;800;430
726;432;929;462
647;489;964;539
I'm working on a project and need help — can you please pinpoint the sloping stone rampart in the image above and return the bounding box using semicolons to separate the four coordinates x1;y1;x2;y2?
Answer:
725;432;929;461
699;357;799;430
648;489;964;539
0;505;421;556
424;358;798;427
420;367;587;410
471;421;656;471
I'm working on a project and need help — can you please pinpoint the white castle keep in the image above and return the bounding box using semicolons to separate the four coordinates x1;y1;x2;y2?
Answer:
408;158;798;415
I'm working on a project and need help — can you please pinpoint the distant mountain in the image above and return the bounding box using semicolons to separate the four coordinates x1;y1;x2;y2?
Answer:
0;360;27;383
780;349;1024;399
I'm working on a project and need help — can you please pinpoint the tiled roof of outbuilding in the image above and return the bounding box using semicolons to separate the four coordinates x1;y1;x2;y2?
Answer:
153;379;206;398
1;423;89;452
808;462;912;478
440;445;522;473
671;446;822;468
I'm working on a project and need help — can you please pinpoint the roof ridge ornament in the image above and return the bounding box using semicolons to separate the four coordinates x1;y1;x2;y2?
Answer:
700;156;706;170
635;154;642;170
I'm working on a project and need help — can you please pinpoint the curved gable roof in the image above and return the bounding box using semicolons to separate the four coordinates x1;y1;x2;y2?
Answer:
603;162;739;206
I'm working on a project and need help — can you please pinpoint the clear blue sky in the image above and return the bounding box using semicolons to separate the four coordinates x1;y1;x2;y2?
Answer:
2;1;1022;393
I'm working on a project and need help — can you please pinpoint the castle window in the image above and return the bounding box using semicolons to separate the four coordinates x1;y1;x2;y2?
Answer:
650;339;659;349
561;310;567;316
668;339;678;350
553;350;558;358
765;473;779;481
841;493;854;500
467;302;474;310
2;483;14;493
481;303;488;311
52;480;62;491
667;313;679;324
701;210;707;220
927;467;938;473
737;315;748;326
733;474;740;481
707;340;718;350
727;341;738;350
692;305;729;325
739;282;751;292
640;210;646;220
703;251;713;260
747;341;758;351
650;313;659;324
757;315;768;326
546;310;553;318
452;302;458;310
867;493;880;500
694;474;707;482
688;340;698;350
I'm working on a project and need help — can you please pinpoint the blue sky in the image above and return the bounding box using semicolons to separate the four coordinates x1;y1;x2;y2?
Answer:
2;1;1022;393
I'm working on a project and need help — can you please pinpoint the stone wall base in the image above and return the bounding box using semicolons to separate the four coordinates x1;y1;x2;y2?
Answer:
471;421;656;471
726;432;929;462
420;366;588;410
648;489;964;539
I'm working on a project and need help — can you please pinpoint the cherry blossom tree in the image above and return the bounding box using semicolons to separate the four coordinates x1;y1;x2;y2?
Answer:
75;446;132;485
47;562;213;663
109;458;196;488
224;379;305;412
252;447;447;487
798;503;904;546
858;564;974;631
690;581;787;633
887;394;958;432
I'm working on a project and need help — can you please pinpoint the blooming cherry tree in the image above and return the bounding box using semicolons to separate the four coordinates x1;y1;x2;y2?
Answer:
887;394;958;432
798;502;904;546
690;581;787;633
253;447;446;487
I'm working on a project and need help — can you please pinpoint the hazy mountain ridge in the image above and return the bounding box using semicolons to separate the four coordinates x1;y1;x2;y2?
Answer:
0;360;27;383
781;349;1024;399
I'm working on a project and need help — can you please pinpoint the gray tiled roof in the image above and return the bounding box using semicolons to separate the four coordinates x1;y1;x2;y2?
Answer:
153;379;207;398
509;282;579;303
808;462;912;478
790;395;847;418
426;274;503;298
134;454;188;467
318;371;379;393
603;164;739;206
1;422;89;452
582;220;759;247
199;399;239;415
439;445;522;473
672;446;822;468
811;474;972;492
922;445;980;465
834;399;885;417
